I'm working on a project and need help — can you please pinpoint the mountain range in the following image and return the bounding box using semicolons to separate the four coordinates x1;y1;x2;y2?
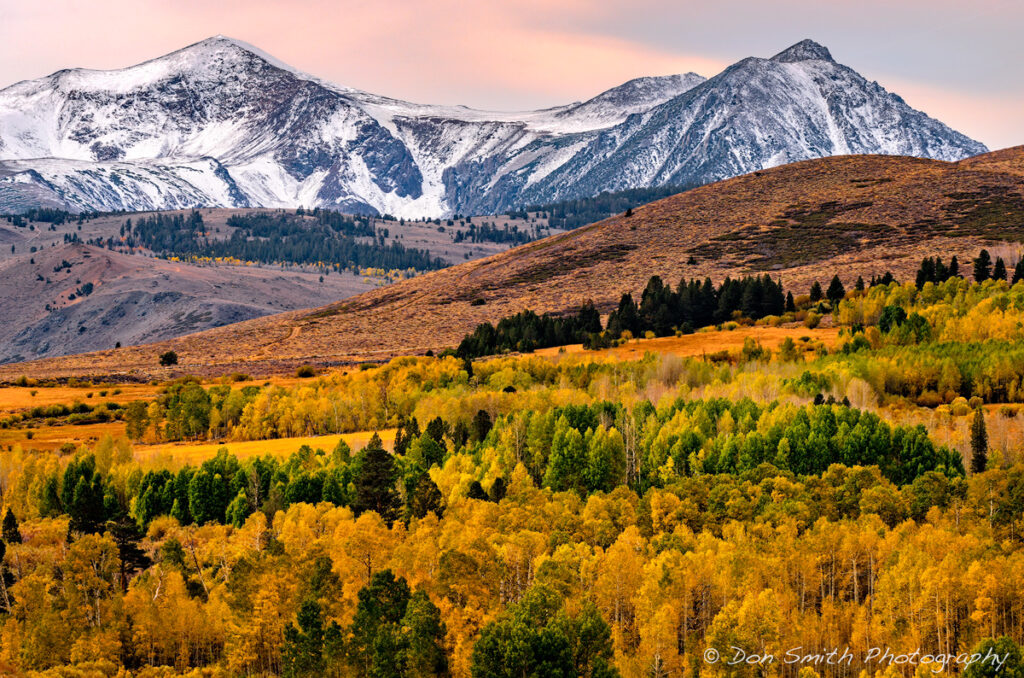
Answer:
0;37;986;217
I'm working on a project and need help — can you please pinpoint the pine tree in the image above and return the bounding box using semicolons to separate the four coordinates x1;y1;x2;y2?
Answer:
352;433;401;525
0;540;13;613
993;257;1008;281
393;416;420;456
282;599;327;677
467;481;489;500
809;281;823;302
916;257;936;288
488;477;507;502
1013;259;1024;284
348;570;413;676
424;416;448;445
785;291;796;313
106;516;152;591
471;410;492;443
408;474;444;519
970;408;988;473
1;509;21;544
826;275;846;305
974;249;993;282
401;590;449;677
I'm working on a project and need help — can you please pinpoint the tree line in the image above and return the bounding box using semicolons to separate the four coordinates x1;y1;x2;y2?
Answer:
512;184;698;230
457;274;793;358
125;210;447;271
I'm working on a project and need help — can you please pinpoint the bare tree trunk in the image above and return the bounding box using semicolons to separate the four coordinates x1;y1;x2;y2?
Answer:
186;530;209;597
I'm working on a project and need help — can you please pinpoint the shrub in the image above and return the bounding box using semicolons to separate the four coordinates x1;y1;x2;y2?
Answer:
159;351;179;366
950;397;971;416
296;365;316;378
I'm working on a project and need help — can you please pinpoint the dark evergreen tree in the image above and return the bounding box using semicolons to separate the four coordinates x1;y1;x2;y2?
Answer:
971;408;989;474
1013;259;1024;284
993;256;1008;281
878;305;908;333
63;456;107;534
352;433;401;525
0;540;14;614
605;293;641;338
407;474;444;520
916;257;936;288
424;417;449;447
809;281;823;302
449;421;470;451
106;517;151;591
472;410;493;443
393;416;420;456
282;600;327;678
1;509;21;544
826;275;846;305
974;249;993;282
347;570;419;676
467;481;489;501
471;585;618;678
488;477;507;502
402;590;450;677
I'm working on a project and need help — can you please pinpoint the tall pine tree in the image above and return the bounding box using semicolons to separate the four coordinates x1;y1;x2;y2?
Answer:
974;249;993;282
352;433;401;525
971;407;988;473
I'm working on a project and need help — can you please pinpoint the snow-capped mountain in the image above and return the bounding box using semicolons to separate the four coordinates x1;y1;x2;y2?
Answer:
0;37;986;217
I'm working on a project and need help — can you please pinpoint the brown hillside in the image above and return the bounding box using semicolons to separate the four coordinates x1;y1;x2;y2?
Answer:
6;147;1024;380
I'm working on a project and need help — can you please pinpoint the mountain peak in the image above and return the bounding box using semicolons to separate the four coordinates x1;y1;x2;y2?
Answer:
175;35;304;75
770;39;834;63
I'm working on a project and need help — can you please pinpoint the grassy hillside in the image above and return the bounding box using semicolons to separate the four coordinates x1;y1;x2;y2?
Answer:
4;147;1024;379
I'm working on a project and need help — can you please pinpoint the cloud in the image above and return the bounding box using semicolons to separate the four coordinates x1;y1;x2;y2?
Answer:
0;0;1019;148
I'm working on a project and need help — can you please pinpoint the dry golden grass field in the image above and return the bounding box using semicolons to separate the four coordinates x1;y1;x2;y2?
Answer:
0;421;127;452
132;429;396;469
536;324;841;360
0;384;161;415
0;375;318;414
3;147;1023;381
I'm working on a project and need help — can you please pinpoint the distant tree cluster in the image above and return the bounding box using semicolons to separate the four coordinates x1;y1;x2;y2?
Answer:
453;222;533;245
456;274;791;358
126;210;446;271
916;255;960;288
604;274;789;341
457;304;602;358
516;184;698;230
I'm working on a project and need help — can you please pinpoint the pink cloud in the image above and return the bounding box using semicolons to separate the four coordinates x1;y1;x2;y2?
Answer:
0;0;1019;148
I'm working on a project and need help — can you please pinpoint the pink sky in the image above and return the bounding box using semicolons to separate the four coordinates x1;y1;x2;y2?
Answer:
1;0;1021;149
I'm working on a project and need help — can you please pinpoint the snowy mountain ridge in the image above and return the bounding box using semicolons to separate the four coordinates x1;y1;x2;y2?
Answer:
0;37;987;217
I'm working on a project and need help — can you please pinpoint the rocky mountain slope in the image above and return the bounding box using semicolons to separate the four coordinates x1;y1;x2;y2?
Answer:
0;242;377;364
0;37;985;217
5;146;1023;380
